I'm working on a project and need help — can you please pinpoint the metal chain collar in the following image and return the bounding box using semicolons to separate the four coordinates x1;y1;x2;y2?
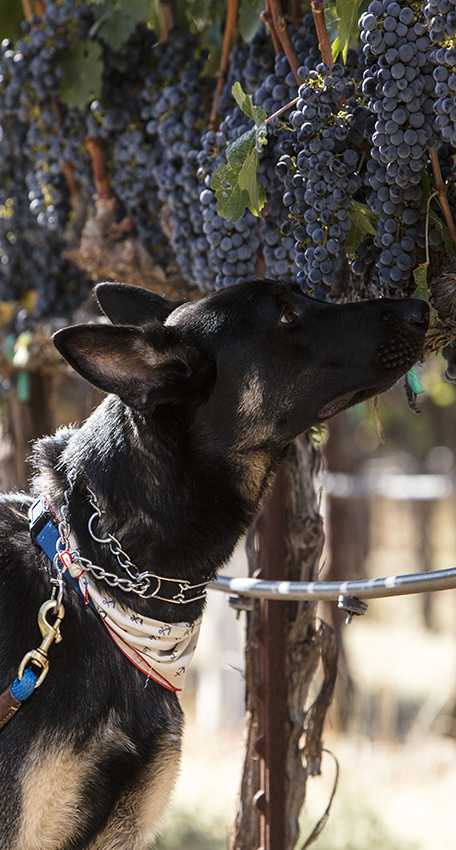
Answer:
55;478;207;604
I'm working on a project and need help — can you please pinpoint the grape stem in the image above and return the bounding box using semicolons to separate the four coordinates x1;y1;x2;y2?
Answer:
425;189;439;266
50;98;82;202
261;0;282;54
262;0;302;83
265;95;299;125
291;0;303;28
111;216;135;235
429;147;456;249
20;0;33;21
160;0;178;39
311;0;333;69
60;162;79;200
51;98;62;129
85;137;111;201
209;0;238;127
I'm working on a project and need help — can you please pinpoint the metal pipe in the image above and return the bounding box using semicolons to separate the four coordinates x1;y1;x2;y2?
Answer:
210;566;456;602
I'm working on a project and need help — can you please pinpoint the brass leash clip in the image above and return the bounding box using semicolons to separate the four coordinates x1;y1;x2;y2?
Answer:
17;599;65;689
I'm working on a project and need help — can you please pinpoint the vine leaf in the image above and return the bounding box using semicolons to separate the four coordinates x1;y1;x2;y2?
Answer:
345;200;378;254
238;0;264;41
89;0;149;50
328;0;363;62
59;39;103;108
212;83;267;222
0;0;24;41
231;81;268;128
412;261;438;324
429;207;453;255
422;168;453;254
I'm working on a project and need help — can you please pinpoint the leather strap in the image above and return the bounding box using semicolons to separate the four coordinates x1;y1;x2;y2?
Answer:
0;684;21;730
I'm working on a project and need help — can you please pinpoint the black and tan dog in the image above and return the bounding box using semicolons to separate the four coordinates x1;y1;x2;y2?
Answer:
0;280;428;849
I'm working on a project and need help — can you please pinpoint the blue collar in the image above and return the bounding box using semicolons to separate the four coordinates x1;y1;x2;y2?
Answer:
29;496;95;611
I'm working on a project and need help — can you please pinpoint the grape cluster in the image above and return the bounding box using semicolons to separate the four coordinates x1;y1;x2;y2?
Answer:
424;0;456;147
360;0;444;290
251;18;322;281
253;17;319;120
195;111;261;290
133;33;217;288
2;0;456;321
424;0;456;42
186;35;278;292
0;113;90;317
275;65;366;298
110;130;168;262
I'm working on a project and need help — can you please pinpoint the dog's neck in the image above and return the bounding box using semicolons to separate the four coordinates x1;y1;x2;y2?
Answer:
32;395;284;621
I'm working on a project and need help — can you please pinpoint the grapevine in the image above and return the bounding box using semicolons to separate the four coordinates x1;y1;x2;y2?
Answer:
0;0;455;353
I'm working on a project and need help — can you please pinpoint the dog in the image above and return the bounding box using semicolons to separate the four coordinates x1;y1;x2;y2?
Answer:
0;279;428;849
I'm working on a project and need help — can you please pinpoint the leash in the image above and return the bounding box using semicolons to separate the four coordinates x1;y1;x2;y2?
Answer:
0;597;64;731
0;497;67;729
0;487;205;729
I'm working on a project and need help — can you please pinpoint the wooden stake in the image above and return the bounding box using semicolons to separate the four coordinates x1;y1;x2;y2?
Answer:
20;0;34;22
84;137;111;201
311;0;333;69
429;147;456;249
209;0;239;127
160;0;178;40
266;0;302;82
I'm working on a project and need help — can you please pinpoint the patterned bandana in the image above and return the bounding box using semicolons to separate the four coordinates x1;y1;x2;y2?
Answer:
63;556;201;692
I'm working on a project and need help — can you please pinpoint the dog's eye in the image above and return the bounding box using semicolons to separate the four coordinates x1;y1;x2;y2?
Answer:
280;305;299;324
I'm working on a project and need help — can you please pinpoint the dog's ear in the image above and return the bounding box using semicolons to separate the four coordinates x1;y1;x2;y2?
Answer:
94;282;182;326
53;321;215;413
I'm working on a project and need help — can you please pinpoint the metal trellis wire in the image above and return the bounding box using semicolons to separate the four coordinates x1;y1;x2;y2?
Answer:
210;565;456;603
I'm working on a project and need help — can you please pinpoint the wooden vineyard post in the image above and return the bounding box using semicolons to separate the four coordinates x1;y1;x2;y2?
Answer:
254;465;288;849
231;435;332;850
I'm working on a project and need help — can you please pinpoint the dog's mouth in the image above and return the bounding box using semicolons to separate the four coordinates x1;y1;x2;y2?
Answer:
317;391;357;419
317;384;391;419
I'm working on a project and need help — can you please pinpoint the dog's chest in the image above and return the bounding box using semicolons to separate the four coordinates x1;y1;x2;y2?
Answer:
14;726;181;850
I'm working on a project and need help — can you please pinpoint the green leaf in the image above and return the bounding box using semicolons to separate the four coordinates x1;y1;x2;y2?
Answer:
429;206;453;255
212;83;267;222
231;82;267;131
146;0;162;33
89;0;148;50
412;260;429;298
212;127;266;221
329;0;363;62
324;3;341;51
238;0;264;41
345;200;379;254
0;0;25;40
412;261;438;324
407;365;425;394
59;39;103;109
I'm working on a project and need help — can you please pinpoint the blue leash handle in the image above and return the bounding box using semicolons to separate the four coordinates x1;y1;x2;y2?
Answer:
11;668;38;701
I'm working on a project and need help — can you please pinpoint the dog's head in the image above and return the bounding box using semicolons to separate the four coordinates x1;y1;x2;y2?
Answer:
53;280;429;450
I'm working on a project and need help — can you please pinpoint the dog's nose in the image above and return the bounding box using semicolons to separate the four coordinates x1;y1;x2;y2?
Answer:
391;298;429;329
403;299;430;328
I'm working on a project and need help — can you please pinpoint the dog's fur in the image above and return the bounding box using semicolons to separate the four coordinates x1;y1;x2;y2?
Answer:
0;279;428;849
